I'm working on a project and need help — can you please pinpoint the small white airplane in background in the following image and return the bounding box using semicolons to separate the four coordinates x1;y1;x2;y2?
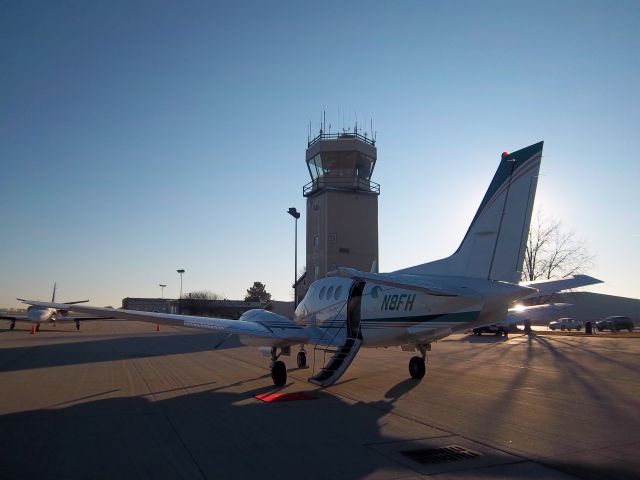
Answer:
2;283;112;332
21;141;601;386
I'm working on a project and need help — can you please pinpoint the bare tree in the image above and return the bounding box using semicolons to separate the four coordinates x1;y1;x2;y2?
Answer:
522;210;595;281
181;290;223;300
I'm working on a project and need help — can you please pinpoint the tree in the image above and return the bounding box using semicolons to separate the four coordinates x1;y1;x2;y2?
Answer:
245;282;271;303
182;290;223;300
522;210;595;282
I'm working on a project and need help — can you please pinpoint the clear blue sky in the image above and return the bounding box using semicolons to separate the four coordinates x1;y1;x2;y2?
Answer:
1;1;638;308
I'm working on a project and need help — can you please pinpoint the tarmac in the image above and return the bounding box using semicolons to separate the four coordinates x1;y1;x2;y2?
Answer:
0;321;639;479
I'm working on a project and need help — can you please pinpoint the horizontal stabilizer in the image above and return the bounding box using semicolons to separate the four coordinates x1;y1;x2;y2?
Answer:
505;303;572;326
522;275;603;299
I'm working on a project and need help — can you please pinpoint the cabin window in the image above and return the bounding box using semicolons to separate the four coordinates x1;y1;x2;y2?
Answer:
319;286;326;300
370;286;382;299
334;285;343;300
326;286;334;299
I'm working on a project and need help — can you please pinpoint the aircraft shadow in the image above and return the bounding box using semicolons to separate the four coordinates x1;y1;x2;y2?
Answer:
0;331;243;373
1;377;636;480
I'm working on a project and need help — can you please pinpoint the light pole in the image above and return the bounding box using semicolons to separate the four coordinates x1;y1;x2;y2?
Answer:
176;269;185;298
287;207;300;307
159;284;166;299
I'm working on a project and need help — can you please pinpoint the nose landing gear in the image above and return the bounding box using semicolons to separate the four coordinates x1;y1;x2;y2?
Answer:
408;343;430;380
296;349;307;368
270;347;287;387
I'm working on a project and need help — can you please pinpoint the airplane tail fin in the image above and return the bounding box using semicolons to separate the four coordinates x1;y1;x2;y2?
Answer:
397;142;543;283
52;283;57;303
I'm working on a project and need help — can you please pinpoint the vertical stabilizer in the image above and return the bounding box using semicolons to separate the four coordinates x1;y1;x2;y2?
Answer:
396;142;543;283
52;283;57;303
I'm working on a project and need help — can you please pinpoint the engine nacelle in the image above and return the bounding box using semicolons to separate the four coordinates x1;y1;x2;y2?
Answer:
239;309;294;327
237;309;301;347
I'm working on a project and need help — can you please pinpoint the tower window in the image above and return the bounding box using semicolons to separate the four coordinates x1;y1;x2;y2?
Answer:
329;233;337;243
339;247;350;253
313;235;319;248
314;265;320;279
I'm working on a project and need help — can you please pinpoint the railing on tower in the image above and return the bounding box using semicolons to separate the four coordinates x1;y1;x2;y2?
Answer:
303;177;380;196
308;131;376;148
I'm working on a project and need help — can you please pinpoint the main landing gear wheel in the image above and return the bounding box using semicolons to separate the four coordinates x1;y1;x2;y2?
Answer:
271;360;287;387
409;356;426;380
10;322;15;330
36;324;40;332
76;321;81;331
296;351;307;368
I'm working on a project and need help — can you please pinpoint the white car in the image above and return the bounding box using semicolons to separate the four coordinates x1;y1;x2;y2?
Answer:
549;317;583;331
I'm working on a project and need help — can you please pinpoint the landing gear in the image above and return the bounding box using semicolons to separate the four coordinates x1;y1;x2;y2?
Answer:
269;347;287;387
409;356;426;379
76;320;80;331
296;350;307;368
408;343;430;380
10;322;15;330
36;324;40;332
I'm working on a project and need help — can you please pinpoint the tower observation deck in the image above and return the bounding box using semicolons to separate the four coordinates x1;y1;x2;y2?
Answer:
299;130;380;301
303;132;380;197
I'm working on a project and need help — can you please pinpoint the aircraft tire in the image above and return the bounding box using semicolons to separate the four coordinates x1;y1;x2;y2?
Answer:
409;356;426;380
10;322;15;330
36;324;40;332
296;351;307;368
271;360;287;387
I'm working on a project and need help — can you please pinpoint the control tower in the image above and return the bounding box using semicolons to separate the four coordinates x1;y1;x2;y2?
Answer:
299;129;380;301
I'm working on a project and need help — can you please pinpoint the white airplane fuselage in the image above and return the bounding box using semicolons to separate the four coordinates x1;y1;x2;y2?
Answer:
235;275;527;349
26;305;63;324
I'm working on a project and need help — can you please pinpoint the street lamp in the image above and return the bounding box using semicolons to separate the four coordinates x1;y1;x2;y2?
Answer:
287;207;300;307
159;284;166;299
176;269;185;298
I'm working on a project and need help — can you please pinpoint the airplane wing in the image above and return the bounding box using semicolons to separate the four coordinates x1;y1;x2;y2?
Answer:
19;300;309;346
1;314;112;322
54;316;116;322
1;315;29;322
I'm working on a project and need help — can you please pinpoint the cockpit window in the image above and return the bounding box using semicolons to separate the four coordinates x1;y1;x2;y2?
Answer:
319;286;326;300
326;286;334;300
334;285;343;300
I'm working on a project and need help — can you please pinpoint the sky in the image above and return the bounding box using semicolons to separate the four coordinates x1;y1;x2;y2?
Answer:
1;0;638;308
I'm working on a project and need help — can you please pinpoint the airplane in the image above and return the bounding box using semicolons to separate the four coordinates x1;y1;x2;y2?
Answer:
21;141;595;386
2;283;112;332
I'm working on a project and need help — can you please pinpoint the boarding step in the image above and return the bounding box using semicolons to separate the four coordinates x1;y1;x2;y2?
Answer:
309;338;362;387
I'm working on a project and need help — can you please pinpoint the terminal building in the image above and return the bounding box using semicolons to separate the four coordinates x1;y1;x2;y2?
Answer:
296;129;380;303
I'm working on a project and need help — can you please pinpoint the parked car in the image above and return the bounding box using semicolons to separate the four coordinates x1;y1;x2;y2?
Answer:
472;324;508;336
596;316;634;332
548;318;583;331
